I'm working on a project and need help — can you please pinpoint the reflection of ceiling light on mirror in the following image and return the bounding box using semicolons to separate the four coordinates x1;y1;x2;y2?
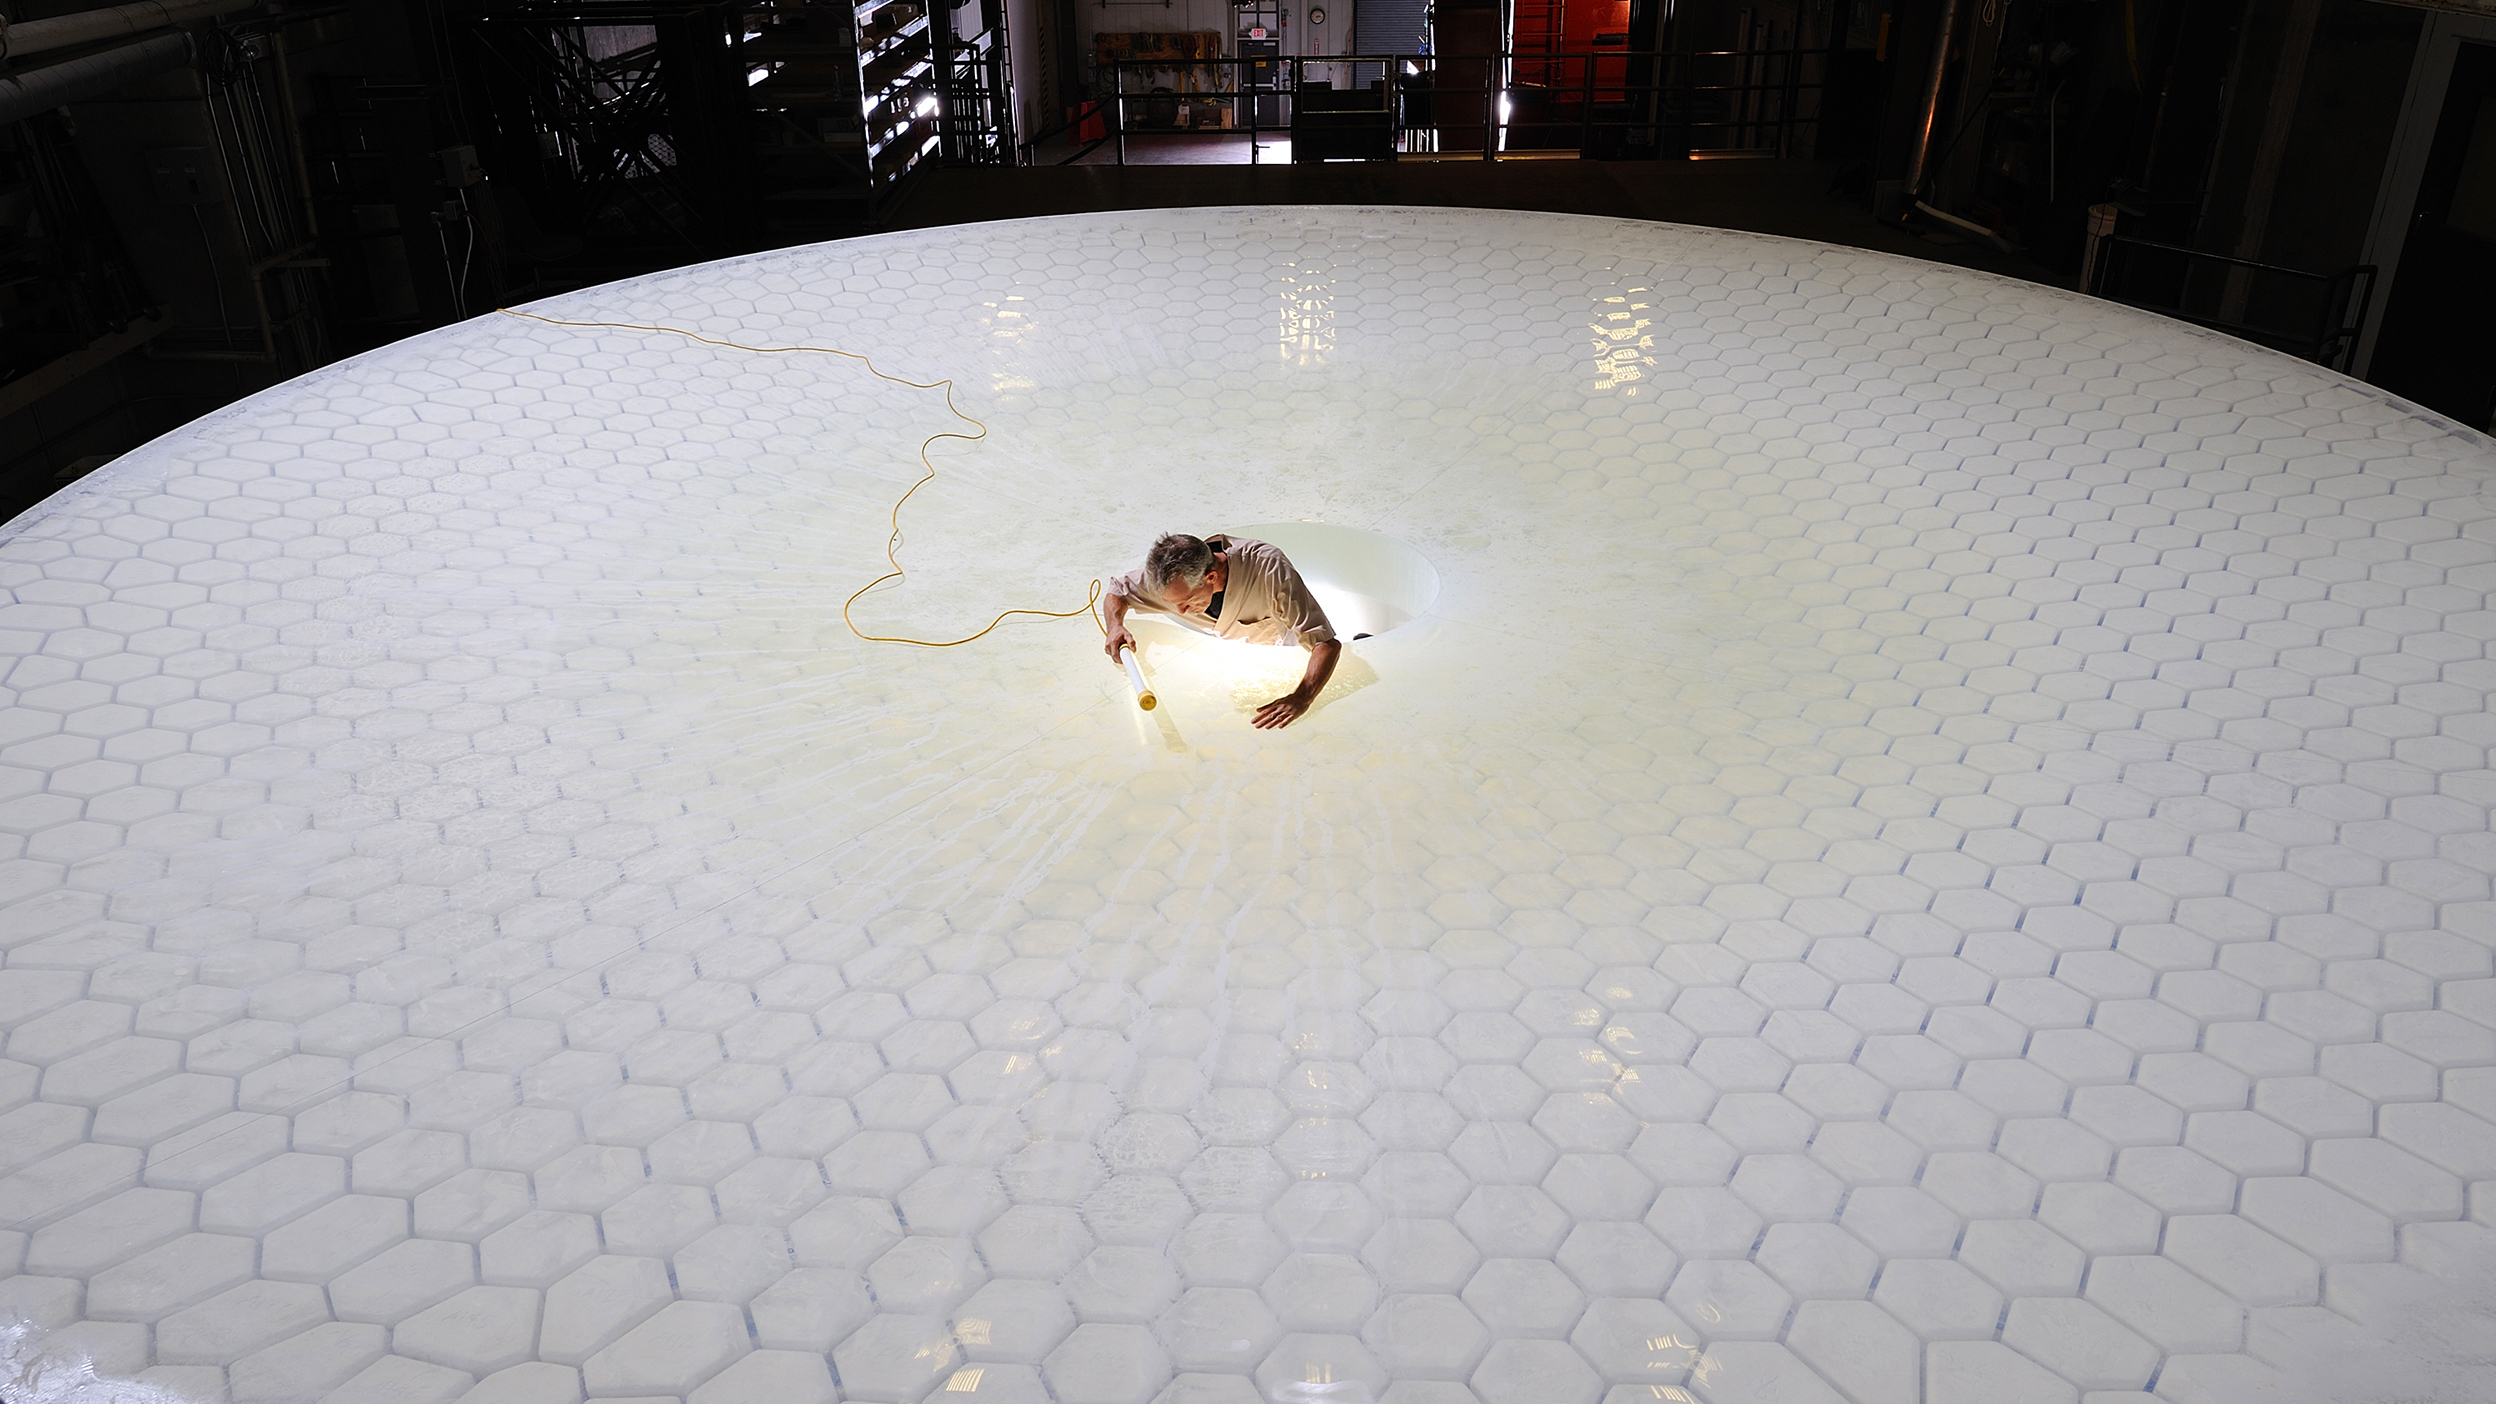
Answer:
747;67;770;85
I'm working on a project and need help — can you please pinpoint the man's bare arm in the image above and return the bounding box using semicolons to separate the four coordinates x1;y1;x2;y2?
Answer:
1103;591;1136;662
1254;638;1342;729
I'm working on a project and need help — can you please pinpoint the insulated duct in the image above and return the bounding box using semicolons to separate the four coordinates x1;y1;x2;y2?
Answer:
0;0;257;62
0;31;195;127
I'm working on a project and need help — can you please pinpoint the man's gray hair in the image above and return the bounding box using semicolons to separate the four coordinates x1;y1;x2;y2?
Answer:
1147;533;1216;589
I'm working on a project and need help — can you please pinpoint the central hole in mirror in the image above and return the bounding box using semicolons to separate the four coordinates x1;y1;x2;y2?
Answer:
1226;522;1438;639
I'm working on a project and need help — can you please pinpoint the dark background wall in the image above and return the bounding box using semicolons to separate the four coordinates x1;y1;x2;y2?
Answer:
2262;0;2426;275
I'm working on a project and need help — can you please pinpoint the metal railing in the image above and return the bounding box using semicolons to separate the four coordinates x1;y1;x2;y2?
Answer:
1015;102;1116;166
2084;220;2376;372
1061;47;1828;165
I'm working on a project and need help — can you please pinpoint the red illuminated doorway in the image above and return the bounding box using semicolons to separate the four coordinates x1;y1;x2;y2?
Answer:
1510;0;1637;145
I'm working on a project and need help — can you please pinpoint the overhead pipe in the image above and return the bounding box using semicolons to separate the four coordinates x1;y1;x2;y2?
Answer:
0;0;257;63
1900;0;1962;200
265;18;317;236
0;31;195;127
1912;198;2015;252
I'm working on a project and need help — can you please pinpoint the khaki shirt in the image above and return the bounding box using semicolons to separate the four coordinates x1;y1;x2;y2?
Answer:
1109;535;1337;648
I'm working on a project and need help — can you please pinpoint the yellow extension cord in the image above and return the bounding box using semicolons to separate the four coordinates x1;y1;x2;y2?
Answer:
497;308;1108;645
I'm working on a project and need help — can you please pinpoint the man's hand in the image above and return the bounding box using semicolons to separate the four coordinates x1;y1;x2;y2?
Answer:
1253;690;1313;729
1102;590;1137;664
1252;638;1341;729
